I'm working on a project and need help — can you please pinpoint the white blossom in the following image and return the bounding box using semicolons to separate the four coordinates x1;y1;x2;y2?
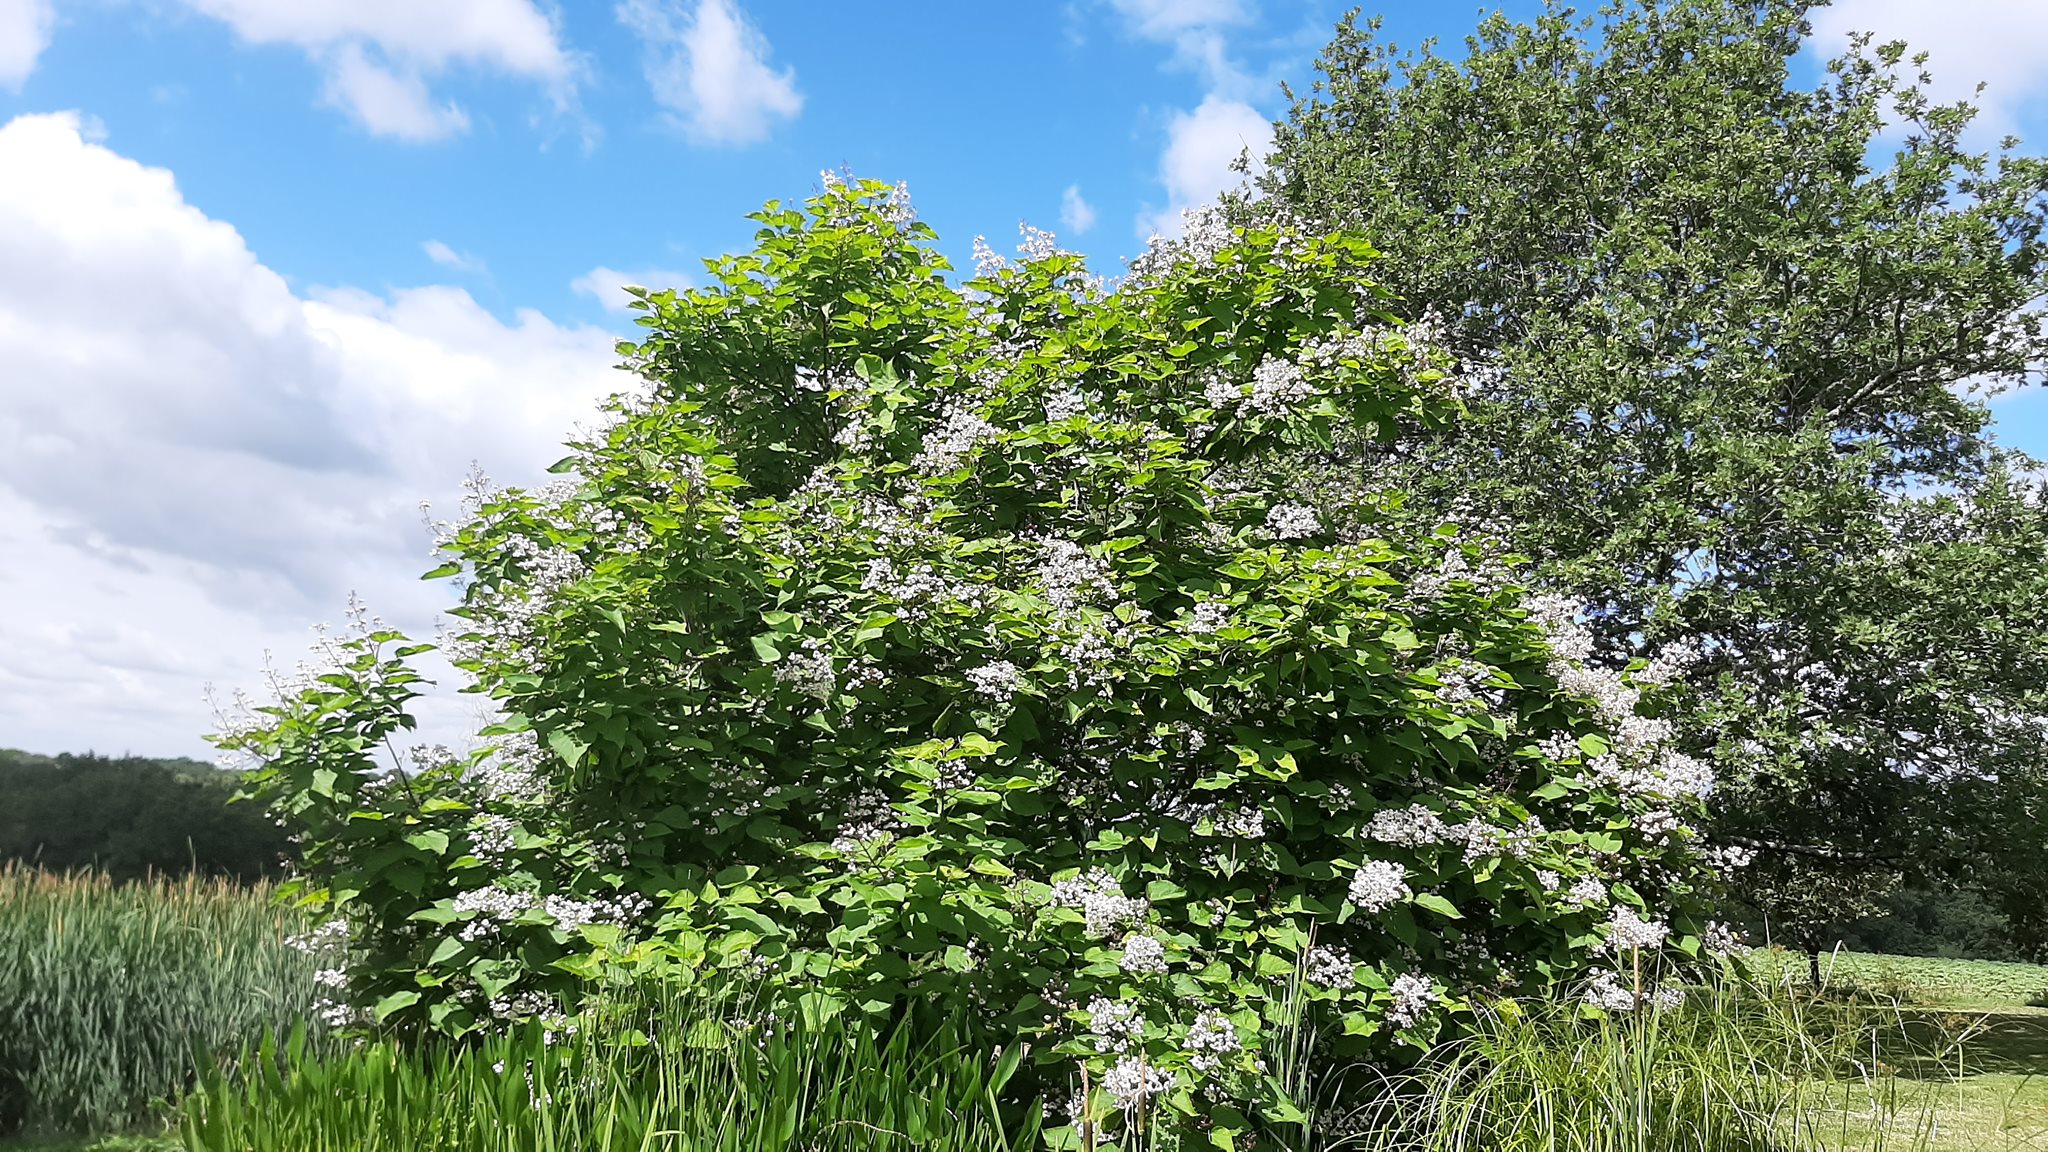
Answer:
1048;869;1147;938
774;638;836;700
1264;502;1322;540
1245;356;1316;417
1385;973;1437;1028
1120;933;1168;975
966;660;1024;703
1584;969;1684;1013
1184;1009;1241;1073
1564;875;1610;910
1303;945;1355;988
1085;997;1144;1053
1101;1055;1175;1111
1347;860;1411;913
1367;804;1450;846
1602;906;1670;955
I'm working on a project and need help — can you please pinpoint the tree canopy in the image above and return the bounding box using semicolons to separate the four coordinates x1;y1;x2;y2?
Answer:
1258;0;2048;957
0;749;294;882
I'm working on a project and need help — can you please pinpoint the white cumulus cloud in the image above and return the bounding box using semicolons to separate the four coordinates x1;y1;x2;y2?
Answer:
571;265;693;313
1138;94;1271;239
618;0;802;146
1812;1;2048;136
178;0;577;142
0;0;52;91
1059;184;1098;236
0;112;621;757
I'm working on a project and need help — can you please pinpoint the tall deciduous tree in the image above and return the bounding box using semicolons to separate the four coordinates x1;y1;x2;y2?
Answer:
1259;0;2048;961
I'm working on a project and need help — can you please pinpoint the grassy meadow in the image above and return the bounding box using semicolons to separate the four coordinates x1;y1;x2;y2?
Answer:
2;868;2046;1151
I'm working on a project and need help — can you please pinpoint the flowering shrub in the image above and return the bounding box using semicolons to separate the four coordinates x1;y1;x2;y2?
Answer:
219;179;1720;1146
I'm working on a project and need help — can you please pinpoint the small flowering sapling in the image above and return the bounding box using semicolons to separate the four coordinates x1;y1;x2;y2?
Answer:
216;179;1723;1145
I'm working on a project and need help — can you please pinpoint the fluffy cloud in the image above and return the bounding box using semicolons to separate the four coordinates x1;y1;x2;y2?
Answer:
1104;0;1248;40
1812;1;2048;135
571;265;693;313
1137;95;1271;239
422;239;485;273
179;0;576;141
618;0;802;145
0;113;620;757
1059;184;1098;236
0;0;53;91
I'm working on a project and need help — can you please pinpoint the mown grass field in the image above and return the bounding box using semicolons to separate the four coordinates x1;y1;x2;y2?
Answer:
1739;947;2048;1151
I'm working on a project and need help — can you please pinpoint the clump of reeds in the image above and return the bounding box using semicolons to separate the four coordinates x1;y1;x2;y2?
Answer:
0;864;319;1136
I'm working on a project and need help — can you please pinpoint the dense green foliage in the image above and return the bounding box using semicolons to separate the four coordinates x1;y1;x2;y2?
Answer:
218;180;1725;1144
1258;0;2048;957
0;868;319;1138
0;751;294;883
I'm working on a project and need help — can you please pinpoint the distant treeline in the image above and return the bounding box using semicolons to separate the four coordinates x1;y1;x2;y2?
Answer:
0;749;298;882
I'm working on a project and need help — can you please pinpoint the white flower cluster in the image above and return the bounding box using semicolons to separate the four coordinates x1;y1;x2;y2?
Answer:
1203;371;1242;410
1035;538;1114;610
470;814;517;862
286;917;349;955
1245;355;1318;417
1120;933;1168;974
455;884;538;942
1565;875;1610;910
1303;945;1355;988
1584;969;1684;1013
966;660;1024;703
830;790;902;856
860;557;990;622
1637;639;1702;686
1048;868;1148;938
1085;997;1145;1053
1526;595;1716;803
1184;601;1230;635
471;732;548;805
542;892;653;933
1602;906;1670;954
1018;223;1062;263
1102;1055;1176;1111
1385;973;1437;1028
1347;860;1411;913
914;403;997;474
971;235;1010;278
1128;204;1235;283
774;638;836;700
1703;844;1757;872
1264;502;1322;540
1184;1009;1240;1073
1702;920;1749;955
1366;804;1451;846
1044;385;1089;422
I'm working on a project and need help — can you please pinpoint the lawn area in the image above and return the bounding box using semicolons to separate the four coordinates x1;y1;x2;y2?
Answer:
1745;948;2048;1151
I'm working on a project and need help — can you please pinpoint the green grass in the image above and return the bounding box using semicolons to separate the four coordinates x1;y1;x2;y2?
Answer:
1737;947;2048;1151
0;866;318;1140
178;988;1039;1152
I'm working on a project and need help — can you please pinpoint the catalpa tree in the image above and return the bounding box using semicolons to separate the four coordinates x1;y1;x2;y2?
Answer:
219;179;1728;1144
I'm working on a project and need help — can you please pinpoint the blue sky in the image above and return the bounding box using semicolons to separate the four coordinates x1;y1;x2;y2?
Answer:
0;0;2045;759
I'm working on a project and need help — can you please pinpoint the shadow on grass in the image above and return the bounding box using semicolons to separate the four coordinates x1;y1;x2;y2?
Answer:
1881;1011;2048;1082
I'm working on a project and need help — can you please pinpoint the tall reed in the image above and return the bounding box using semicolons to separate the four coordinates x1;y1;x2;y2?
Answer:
180;986;1041;1152
0;865;319;1136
